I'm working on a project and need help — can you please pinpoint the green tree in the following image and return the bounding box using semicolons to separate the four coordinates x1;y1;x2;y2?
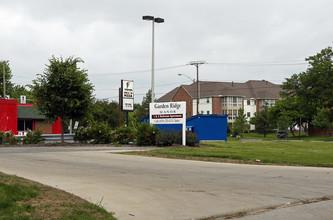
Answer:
250;105;272;137
10;85;34;103
232;108;249;137
312;108;332;130
281;46;333;126
268;97;305;136
128;89;152;126
142;89;152;109
31;56;94;143
87;99;120;128
0;62;14;97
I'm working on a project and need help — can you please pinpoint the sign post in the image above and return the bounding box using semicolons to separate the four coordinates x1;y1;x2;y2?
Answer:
149;102;186;146
121;80;134;126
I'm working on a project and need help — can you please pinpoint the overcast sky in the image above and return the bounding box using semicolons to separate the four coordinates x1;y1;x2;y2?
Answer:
1;0;332;103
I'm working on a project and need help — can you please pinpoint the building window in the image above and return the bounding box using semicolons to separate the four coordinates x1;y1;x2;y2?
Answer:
207;98;210;103
17;120;33;131
222;97;242;107
247;100;251;105
247;112;251;118
259;99;276;107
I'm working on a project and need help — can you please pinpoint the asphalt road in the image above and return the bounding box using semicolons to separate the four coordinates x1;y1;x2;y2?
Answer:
0;146;332;220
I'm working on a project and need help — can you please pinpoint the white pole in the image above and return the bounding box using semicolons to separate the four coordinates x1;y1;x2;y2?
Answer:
182;121;186;146
151;20;155;103
182;102;186;146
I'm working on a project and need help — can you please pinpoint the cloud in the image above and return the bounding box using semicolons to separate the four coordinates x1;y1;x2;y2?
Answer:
0;0;332;102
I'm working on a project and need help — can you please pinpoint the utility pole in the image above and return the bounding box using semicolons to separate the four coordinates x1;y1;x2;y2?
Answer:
189;61;206;115
1;61;7;98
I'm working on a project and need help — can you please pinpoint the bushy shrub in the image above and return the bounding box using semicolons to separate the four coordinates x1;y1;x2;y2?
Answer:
276;116;290;139
176;131;199;146
90;122;113;144
74;121;113;144
113;126;135;144
276;129;289;139
136;123;159;146
22;130;44;144
0;131;18;145
156;129;177;147
74;126;93;143
185;131;199;146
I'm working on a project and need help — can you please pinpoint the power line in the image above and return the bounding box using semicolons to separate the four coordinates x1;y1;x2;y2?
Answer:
91;64;187;76
9;60;308;80
91;60;307;77
95;80;190;91
207;60;308;66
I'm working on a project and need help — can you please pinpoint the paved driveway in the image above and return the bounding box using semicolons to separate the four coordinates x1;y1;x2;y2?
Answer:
0;146;332;220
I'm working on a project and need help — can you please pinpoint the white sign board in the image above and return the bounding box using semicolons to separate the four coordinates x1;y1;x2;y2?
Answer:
121;80;134;111
20;95;26;104
122;99;134;111
150;102;186;124
122;80;134;98
150;102;186;146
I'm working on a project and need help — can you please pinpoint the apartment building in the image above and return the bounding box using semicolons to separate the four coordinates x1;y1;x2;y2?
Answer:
157;80;281;128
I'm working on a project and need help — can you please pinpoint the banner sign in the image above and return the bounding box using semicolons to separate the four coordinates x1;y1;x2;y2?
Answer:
121;80;134;111
149;102;186;124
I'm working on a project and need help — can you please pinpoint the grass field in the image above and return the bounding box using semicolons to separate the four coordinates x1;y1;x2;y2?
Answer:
234;132;333;141
0;172;116;220
126;136;333;167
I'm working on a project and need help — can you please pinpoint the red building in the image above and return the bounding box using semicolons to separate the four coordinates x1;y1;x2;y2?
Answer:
0;98;61;135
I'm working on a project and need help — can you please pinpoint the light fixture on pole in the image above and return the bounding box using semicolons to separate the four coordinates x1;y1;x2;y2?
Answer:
142;15;164;103
189;61;206;115
178;73;195;83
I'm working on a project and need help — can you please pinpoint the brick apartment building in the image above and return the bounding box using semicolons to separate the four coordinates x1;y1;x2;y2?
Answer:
157;80;282;128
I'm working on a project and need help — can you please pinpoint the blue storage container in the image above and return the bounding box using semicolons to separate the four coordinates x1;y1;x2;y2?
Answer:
140;114;228;142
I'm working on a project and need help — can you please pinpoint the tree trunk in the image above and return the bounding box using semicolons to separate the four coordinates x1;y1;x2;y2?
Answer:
289;126;295;137
305;122;309;136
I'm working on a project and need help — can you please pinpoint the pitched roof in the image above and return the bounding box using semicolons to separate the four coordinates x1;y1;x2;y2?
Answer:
17;106;46;119
157;80;281;101
157;87;179;102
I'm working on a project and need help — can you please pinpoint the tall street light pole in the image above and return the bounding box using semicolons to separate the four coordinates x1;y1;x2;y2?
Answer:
189;61;206;115
142;15;164;103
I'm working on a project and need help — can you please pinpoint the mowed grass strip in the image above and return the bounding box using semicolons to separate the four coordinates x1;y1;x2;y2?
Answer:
231;132;333;141
0;172;116;220
126;141;333;167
